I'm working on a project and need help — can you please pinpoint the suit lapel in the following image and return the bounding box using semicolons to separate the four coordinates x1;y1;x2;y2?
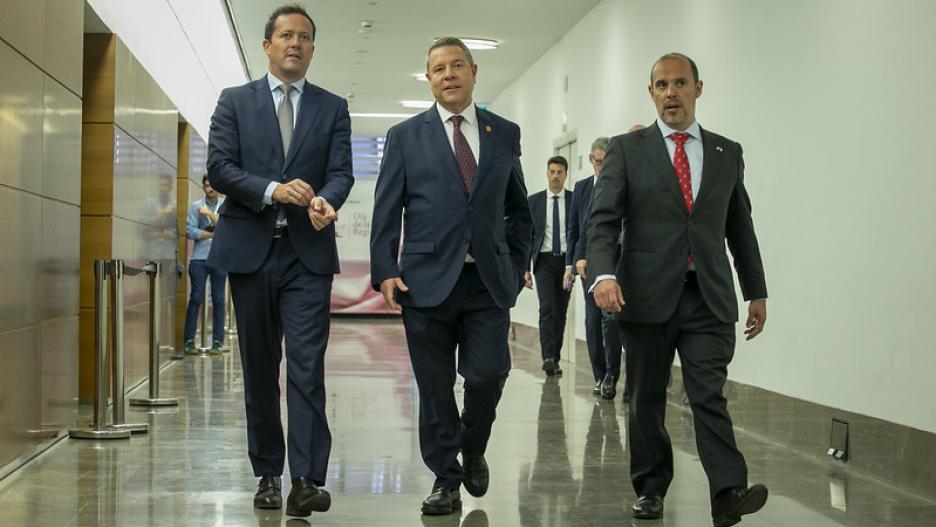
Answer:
284;81;323;171
472;108;494;199
637;123;689;215
424;105;468;195
695;128;723;211
254;76;284;162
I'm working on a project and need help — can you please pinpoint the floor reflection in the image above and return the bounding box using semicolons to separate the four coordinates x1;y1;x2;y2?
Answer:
0;319;932;526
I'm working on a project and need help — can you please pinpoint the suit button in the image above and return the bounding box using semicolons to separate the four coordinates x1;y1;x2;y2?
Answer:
687;220;694;226
681;248;690;256
468;207;473;212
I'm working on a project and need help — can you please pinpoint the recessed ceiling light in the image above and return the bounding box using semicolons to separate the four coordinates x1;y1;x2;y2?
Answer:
459;38;499;50
412;73;429;82
350;112;416;118
400;100;434;109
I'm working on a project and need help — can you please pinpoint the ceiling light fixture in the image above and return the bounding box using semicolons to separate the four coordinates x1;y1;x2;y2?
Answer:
400;100;434;109
412;73;428;82
459;38;499;50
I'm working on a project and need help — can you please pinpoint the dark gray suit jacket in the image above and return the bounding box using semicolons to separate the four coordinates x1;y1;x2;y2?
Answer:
585;123;767;324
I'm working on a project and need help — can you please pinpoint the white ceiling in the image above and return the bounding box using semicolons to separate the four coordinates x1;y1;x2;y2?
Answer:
228;0;602;137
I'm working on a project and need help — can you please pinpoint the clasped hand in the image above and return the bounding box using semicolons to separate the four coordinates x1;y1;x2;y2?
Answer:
272;179;336;231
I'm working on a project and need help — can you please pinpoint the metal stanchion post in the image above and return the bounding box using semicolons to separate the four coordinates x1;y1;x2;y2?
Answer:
130;262;181;407
69;260;130;440
225;280;237;336
195;285;211;354
107;260;148;434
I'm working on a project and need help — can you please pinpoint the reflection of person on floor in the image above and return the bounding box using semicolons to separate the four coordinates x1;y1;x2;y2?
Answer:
575;402;626;515
518;378;578;526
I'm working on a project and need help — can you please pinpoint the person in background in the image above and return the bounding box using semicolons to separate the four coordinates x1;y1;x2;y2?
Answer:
183;175;226;355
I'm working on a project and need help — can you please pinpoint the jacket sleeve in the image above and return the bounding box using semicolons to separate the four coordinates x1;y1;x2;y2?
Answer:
206;88;271;213
507;125;533;281
369;126;405;289
566;183;581;270
725;144;768;300
585;136;628;286
316;98;354;210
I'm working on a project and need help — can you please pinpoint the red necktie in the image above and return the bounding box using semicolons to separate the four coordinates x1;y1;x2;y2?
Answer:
450;115;477;192
670;132;693;265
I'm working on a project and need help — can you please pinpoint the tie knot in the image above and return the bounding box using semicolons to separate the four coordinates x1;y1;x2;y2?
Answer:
450;115;464;129
670;132;690;146
279;84;292;96
552;195;559;201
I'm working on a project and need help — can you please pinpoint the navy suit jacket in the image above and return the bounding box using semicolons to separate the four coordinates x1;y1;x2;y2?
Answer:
528;189;572;270
566;175;595;269
370;104;533;309
206;76;353;275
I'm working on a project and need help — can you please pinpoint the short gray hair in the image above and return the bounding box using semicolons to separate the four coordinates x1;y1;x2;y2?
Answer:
426;37;475;70
590;137;610;153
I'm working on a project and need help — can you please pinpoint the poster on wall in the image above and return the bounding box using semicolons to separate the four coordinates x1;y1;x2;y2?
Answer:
332;136;397;315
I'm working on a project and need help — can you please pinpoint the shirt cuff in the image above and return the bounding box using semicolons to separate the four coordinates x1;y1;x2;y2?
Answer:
263;182;279;206
587;274;616;294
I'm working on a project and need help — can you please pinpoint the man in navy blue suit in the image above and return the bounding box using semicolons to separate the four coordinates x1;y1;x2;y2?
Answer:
206;4;352;518
370;37;532;516
565;137;624;398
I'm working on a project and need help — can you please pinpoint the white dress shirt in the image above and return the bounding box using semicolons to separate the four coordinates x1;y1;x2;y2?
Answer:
436;102;480;163
540;190;567;254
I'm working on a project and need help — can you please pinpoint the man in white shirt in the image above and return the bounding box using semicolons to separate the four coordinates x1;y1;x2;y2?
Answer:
525;157;573;376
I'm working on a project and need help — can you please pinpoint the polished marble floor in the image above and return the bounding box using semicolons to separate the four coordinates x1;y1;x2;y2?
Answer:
0;319;934;526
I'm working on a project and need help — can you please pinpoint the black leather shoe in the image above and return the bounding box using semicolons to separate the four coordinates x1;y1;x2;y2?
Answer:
462;453;489;497
253;475;282;509
632;495;664;519
542;358;562;376
711;484;768;527
286;476;331;517
421;486;462;515
592;380;602;395
600;373;617;400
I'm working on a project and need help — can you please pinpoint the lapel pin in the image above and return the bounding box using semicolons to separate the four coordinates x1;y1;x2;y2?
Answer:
715;145;723;152
484;125;492;133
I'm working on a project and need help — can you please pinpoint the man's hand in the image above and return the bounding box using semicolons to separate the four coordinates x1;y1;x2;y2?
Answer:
308;197;337;231
745;299;767;341
523;271;533;289
197;206;210;216
562;268;574;290
272;179;315;206
594;279;625;312
199;231;214;240
380;277;409;310
575;259;587;280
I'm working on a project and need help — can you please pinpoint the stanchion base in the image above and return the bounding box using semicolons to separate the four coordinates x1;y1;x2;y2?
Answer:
129;396;182;407
108;423;149;434
195;347;211;355
69;428;131;440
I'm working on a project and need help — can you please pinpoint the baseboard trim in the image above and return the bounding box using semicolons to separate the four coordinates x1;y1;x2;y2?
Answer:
509;321;936;501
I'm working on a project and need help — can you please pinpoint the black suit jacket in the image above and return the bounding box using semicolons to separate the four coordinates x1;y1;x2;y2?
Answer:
206;76;354;274
370;104;533;309
528;189;572;270
586;123;767;324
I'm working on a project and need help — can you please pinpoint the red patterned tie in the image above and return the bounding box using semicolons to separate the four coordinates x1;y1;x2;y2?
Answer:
670;132;693;265
450;115;477;192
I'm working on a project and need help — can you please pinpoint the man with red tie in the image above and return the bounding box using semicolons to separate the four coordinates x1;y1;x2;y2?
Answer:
370;38;532;515
587;53;769;526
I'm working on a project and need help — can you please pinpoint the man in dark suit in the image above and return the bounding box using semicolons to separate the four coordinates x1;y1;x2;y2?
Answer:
587;53;769;526
524;157;572;377
206;4;353;518
565;137;624;398
370;37;532;516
